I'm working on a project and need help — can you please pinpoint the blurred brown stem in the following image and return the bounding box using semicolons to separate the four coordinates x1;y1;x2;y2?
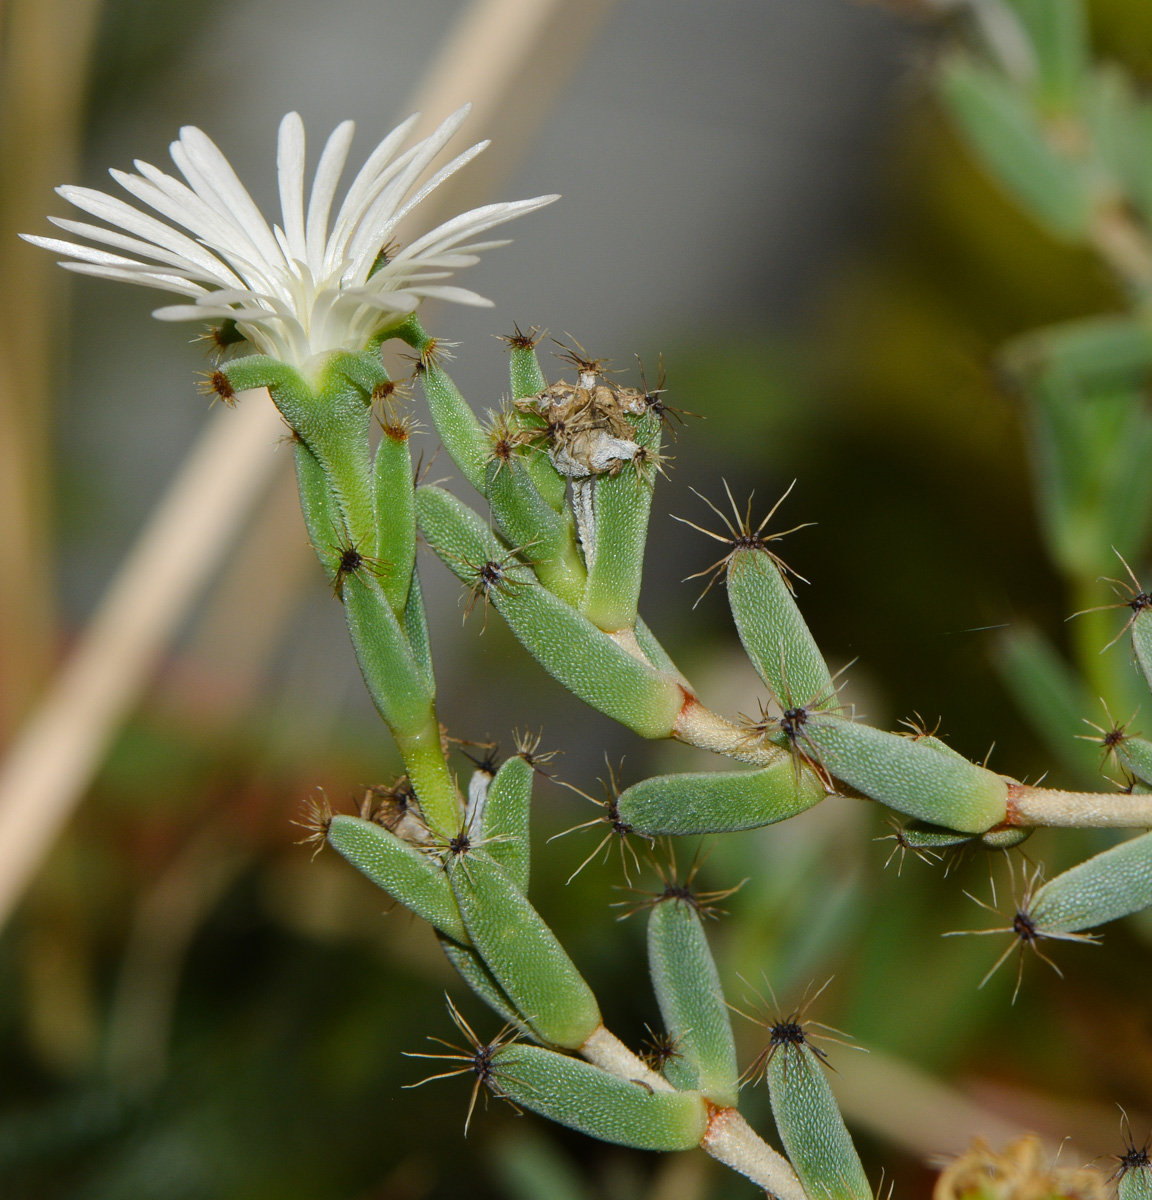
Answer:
0;0;103;738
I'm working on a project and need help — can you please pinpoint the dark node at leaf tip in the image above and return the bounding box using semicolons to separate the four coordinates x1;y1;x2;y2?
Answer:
641;1026;682;1072
499;322;544;350
291;794;333;857
512;728;557;773
770;1020;807;1050
1113;1139;1152;1181
1011;910;1039;942
199;369;237;405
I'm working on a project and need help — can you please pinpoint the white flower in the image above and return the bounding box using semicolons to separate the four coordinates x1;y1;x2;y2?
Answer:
24;106;557;369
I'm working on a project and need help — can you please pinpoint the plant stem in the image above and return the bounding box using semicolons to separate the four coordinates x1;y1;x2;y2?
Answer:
579;1024;805;1200
579;1024;671;1091
1006;782;1152;827
394;720;460;837
701;1107;808;1200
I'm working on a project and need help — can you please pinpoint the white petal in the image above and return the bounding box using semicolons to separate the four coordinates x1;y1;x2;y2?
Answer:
175;125;286;270
335;106;472;274
325;140;424;277
399;195;558;260
347;139;489;282
60;261;209;297
327;112;421;263
277;112;308;263
119;166;286;300
305;119;355;276
152;303;272;322
404;284;492;306
353;290;421;313
22;234;156;272
45;216;232;281
57;184;243;286
344;109;476;278
387;253;481;270
114;167;266;280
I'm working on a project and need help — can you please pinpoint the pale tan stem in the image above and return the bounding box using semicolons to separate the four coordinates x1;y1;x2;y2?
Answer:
1005;783;1152;828
678;706;1152;826
580;1024;805;1200
674;696;784;766
0;395;284;925
579;1023;672;1091
701;1108;807;1200
1089;203;1152;294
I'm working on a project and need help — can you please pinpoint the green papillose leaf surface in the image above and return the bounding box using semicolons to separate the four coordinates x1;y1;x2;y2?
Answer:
803;718;1008;833
727;546;836;712
767;1043;871;1200
327;815;467;944
495;1046;709;1151
647;897;739;1107
617;760;825;835
1031;830;1152;933
416;486;685;738
449;852;601;1050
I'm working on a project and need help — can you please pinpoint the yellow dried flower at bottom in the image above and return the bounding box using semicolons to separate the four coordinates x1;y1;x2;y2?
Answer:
934;1136;1105;1200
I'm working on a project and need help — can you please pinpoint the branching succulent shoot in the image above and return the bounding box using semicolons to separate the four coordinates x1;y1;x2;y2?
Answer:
26;2;1152;1192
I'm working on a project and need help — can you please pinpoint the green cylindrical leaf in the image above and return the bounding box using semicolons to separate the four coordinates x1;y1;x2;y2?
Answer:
402;568;435;690
647;898;738;1107
292;353;384;550
1133;609;1152;696
980;827;1033;849
417;487;685;738
803;718;1007;833
483;755;534;892
509;341;547;401
342;574;434;737
327;815;467;943
1030;830;1152;933
727;546;836;712
1002;316;1152;392
617;760;825;835
898;820;973;850
767;1044;870;1200
899;818;1031;851
450;853;601;1049
495;1045;709;1151
580;412;660;633
1013;0;1088;110
438;935;535;1038
1118;1161;1152;1200
485;458;585;604
293;439;341;582
372;418;416;616
505;337;566;508
939;59;1091;237
1116;736;1152;786
635;615;688;683
420;363;488;491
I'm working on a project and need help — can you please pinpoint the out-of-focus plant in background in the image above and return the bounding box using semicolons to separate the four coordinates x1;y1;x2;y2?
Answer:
2;1;1152;1197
